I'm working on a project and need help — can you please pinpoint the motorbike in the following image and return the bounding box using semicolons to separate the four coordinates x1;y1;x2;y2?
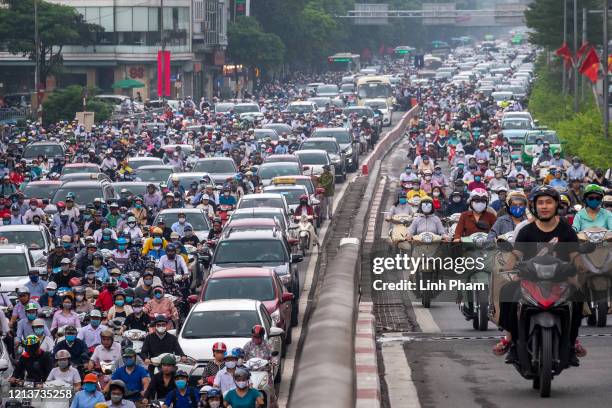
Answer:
411;231;444;308
123;329;147;353
489;232;515;326
294;215;316;256
244;357;279;407
444;213;462;238
577;228;612;327
387;213;413;253
218;204;234;225
458;232;495;331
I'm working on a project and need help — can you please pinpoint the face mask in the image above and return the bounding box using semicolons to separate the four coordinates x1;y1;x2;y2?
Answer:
102;236;110;241
405;169;411;174
178;217;186;224
66;334;76;342
63;302;72;309
154;292;163;299
58;360;69;369
586;198;602;210
115;300;125;307
235;380;248;389
27;313;37;321
34;327;44;336
398;198;407;205
573;162;580;168
421;203;433;213
47;290;56;297
124;357;135;366
135;204;142;209
111;394;122;404
175;379;187;389
29;275;39;283
225;361;237;369
30;205;37;210
118;245;126;251
128;222;136;227
209;401;221;408
452;196;462;203
83;383;96;393
474;176;481;182
471;202;487;213
509;205;526;218
167;253;175;260
90;319;101;327
516;165;522;171
434;170;441;175
63;243;72;249
125;296;133;304
144;279;153;286
153;245;161;251
156;326;166;334
433;191;440;197
133;307;143;314
425;176;432;181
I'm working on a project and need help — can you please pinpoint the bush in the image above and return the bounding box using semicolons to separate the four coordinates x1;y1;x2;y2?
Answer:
42;85;112;125
528;59;612;169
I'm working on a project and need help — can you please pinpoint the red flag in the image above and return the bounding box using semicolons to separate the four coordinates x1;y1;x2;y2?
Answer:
163;51;171;97
575;42;591;63
555;42;573;64
157;51;163;97
579;47;600;83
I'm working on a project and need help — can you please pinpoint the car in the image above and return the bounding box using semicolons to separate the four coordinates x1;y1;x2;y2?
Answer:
0;244;41;294
305;82;324;94
521;130;564;166
0;225;54;267
286;101;318;115
236;193;291;219
50;180;117;211
363;98;393;126
311;127;360;171
234;103;263;121
94;95;144;112
270;176;323;226
315;84;339;98
60;163;101;176
153;208;212;241
161;144;194;156
501;111;534;125
307;97;332;112
127;157;164;170
111;182;151;200
298;137;346;181
491;91;513;104
209;229;303;313
262;123;293;138
22;142;66;165
177;299;284;387
21;180;62;202
199;268;294;344
59;172;112;183
214;102;236;115
501;116;533;145
263;185;310;213
294;149;333;177
342;106;380;135
263;154;302;167
257;162;303;186
192;158;238;187
228;208;292;238
254;129;280;144
339;83;355;96
166;172;212;191
134;165;177;184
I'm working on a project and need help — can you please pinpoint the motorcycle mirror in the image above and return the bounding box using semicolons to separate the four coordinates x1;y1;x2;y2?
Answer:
579;242;596;254
271;351;280;357
187;294;198;304
496;240;514;253
281;293;294;302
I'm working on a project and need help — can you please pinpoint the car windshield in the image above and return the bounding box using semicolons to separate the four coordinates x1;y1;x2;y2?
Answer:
62;166;98;175
168;175;210;189
357;83;391;98
258;164;300;179
525;133;560;144
23;144;63;159
314;131;351;144
296;152;327;165
215;103;234;113
215;239;287;263
113;184;148;198
255;131;279;141
340;84;355;92
52;187;103;205
309;98;330;108
22;184;58;199
343;108;373;117
135;168;173;182
129;159;163;169
265;156;297;164
364;101;386;110
181;310;259;339
269;189;304;205
194;160;236;173
0;254;29;277
502;119;531;130
317;85;338;94
231;212;287;231
234;105;260;114
301;141;337;154
0;231;45;249
239;197;284;210
204;277;275;302
155;212;210;231
288;104;314;114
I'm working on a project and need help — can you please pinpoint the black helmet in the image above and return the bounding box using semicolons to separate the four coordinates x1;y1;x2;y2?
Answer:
529;186;560;220
120;338;133;351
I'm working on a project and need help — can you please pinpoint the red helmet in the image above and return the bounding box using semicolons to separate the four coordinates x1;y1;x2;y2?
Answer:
299;194;308;201
69;277;81;287
56;201;66;209
29;199;38;206
212;342;227;353
251;324;265;338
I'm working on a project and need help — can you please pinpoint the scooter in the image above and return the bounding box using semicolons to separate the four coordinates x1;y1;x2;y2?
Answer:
577;228;612;327
411;231;444;308
489;231;515;326
244;357;280;407
387;213;413;253
294;215;316;256
218;204;234;225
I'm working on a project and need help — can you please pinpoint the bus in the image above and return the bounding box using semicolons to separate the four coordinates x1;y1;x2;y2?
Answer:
430;40;451;57
327;53;361;73
356;76;394;107
393;46;415;59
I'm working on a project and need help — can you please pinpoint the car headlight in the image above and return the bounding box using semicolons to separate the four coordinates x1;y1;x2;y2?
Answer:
344;146;353;156
271;309;281;325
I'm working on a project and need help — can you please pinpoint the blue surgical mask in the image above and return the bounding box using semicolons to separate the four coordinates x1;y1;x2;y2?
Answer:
103;236;110;241
124;357;135;366
29;275;39;283
399;198;407;205
47;290;56;297
34;327;44;336
83;383;97;393
66;334;76;342
26;313;37;321
474;176;481;182
118;245;126;251
125;296;133;304
115;300;125;307
175;379;187;389
586;198;602;210
509;205;526;218
90;319;101;327
154;292;163;299
63;243;72;249
516;165;522;170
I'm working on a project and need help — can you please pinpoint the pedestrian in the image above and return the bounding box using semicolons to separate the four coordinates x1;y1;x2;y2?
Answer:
319;164;335;220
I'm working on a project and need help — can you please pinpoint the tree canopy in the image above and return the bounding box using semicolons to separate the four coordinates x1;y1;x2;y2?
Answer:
42;85;112;125
0;0;102;87
227;17;285;71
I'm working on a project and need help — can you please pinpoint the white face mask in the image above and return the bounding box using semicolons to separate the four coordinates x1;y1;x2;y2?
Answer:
156;326;166;334
471;202;487;213
421;203;433;213
209;402;221;408
432;191;440;197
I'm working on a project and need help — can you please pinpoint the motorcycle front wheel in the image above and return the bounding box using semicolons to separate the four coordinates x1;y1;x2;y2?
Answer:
539;327;553;398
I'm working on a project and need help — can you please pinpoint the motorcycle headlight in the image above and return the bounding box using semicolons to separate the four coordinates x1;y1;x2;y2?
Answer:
271;309;281;325
533;263;556;280
586;231;606;244
258;374;269;389
421;233;433;243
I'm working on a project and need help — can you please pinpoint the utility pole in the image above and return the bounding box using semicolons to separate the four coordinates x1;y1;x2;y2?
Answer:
34;0;39;93
574;0;579;112
604;0;609;139
563;0;567;94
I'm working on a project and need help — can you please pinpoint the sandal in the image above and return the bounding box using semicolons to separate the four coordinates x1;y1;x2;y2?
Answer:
574;340;587;358
492;337;510;356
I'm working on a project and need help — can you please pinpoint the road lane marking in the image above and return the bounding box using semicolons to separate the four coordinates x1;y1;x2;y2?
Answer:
381;341;422;408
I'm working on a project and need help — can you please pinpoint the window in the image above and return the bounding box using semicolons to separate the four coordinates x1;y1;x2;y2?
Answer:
100;7;114;31
116;7;133;32
133;8;149;31
148;8;159;31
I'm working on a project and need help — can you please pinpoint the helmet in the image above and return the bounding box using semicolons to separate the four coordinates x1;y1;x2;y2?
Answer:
106;277;119;288
560;194;571;207
505;191;527;207
152;237;163;245
165;243;176;252
468;188;488;203
93;251;103;260
117;237;127;245
583;184;605;199
102;228;112;236
212;342;227;353
251;324;265;338
152;227;163;235
108;379;126;393
206;388;222;398
160;354;177;365
529;185;560;219
25;302;38;311
230;347;244;359
113;289;125;298
603;195;612;205
299;194;308;203
23;335;40;346
120;338;133;351
55;349;71;360
56;201;66;209
233;368;250;380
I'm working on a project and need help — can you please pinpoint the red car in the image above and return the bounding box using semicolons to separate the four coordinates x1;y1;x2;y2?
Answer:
198;267;294;346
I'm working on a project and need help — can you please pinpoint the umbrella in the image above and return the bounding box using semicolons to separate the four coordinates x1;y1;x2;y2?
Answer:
111;79;145;89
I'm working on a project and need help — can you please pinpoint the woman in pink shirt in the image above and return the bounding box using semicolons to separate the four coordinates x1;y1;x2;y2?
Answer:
51;296;81;334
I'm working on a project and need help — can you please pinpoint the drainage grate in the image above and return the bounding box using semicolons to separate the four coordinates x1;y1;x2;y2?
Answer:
374;303;416;332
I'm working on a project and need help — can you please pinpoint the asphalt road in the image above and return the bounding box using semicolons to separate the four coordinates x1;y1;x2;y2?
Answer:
373;138;612;407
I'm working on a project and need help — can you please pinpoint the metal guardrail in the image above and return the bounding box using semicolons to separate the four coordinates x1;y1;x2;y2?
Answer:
0;107;31;123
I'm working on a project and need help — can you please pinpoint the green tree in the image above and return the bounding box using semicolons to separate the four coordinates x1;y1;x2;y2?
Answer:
0;0;102;88
297;2;340;68
227;16;285;73
42;85;112;125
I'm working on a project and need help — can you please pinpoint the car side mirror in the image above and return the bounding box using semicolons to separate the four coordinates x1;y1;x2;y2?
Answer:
269;327;284;337
281;293;294;302
291;254;304;263
187;294;198;304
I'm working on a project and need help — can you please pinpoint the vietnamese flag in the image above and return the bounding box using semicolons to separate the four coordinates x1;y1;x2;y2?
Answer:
555;42;573;66
579;47;600;83
575;42;591;63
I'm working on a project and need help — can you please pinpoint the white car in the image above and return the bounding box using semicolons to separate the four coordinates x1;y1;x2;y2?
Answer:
236;193;291;220
177;299;284;380
234;103;264;121
153;208;212;241
263;185;310;213
363;98;392;126
0;244;40;295
294;149;334;177
0;225;55;266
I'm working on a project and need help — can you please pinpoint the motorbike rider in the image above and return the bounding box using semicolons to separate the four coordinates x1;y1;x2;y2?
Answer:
164;369;199;408
107;290;133;321
39;280;62;308
142;227;167;256
207;217;224;241
51;257;79;288
487;191;528;240
106;379;137;408
405;197;448;240
95;277;119;312
122;298;150;332
11;287;39;328
566;156;588;181
142;354;178;404
108;347;150;403
141;315;187;369
203;387;223;408
490;187;509;213
294;194;315;217
453;188;496;241
223;368;264;408
53;325;89;367
213;349;241;394
572;184;612;232
88;329;122;371
199;343;227;386
77;309;108;349
242;325;272;361
51;295;80;333
135;268;160;300
9;335;53;385
46;349;82;389
71;373;106;408
143;285;179;328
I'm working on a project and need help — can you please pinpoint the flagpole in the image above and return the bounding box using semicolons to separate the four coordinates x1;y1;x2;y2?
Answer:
582;7;587;101
574;0;579;112
563;0;568;94
604;0;609;139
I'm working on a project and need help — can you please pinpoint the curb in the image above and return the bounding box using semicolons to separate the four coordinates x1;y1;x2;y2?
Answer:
356;301;380;408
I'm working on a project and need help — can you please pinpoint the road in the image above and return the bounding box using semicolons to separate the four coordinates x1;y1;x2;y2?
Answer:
370;138;612;407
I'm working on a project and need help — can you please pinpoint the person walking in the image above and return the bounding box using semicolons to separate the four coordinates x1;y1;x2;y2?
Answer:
319;165;335;220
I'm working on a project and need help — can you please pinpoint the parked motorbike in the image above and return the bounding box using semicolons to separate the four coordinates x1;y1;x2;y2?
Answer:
577;228;612;327
411;231;444;308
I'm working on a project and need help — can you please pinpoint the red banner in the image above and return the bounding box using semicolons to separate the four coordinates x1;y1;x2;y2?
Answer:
579;47;600;83
163;50;171;96
157;50;171;97
157;51;163;97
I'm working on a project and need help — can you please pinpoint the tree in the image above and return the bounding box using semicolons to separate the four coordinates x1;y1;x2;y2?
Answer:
42;85;112;125
227;17;285;72
297;2;340;68
0;0;102;88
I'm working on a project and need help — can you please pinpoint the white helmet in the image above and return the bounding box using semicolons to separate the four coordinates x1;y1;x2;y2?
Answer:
468;188;489;203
